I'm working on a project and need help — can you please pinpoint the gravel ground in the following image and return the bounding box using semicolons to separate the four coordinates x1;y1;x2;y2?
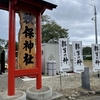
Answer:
0;71;100;100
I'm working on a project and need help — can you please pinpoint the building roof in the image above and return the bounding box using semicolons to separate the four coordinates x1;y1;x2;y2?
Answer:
0;0;57;14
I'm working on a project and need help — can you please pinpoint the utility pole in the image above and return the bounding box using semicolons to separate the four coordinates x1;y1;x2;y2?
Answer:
92;6;99;77
94;6;99;77
94;6;98;44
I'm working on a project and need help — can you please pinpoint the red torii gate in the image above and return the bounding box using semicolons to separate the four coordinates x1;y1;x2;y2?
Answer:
0;0;57;96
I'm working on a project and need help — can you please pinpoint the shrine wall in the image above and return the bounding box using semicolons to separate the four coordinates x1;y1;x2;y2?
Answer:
42;43;73;75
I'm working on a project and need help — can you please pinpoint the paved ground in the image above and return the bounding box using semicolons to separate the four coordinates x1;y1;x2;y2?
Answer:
1;71;100;100
78;96;100;100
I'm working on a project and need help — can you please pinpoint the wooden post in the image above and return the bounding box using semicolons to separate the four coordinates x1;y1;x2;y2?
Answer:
36;13;42;89
8;0;15;95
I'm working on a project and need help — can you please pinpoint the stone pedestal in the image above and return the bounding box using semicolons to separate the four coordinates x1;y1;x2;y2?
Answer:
26;86;52;100
81;67;90;90
0;90;26;100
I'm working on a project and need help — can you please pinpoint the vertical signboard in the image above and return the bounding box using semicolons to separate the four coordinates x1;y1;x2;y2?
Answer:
72;41;84;73
18;10;36;69
92;44;100;71
59;38;70;72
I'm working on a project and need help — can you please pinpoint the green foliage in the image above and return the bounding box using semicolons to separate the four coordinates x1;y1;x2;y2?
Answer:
5;41;8;49
42;15;69;43
42;15;51;23
0;38;6;52
5;41;18;50
83;46;92;55
84;56;92;60
0;38;6;46
0;45;3;53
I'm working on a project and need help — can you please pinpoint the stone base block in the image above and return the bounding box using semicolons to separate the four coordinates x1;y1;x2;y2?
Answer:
0;90;26;100
26;86;52;100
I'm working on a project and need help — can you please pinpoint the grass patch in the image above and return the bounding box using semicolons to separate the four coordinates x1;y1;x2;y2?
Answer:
83;60;92;68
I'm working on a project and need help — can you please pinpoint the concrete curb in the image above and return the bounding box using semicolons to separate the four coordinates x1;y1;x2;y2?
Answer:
26;86;52;100
0;90;26;100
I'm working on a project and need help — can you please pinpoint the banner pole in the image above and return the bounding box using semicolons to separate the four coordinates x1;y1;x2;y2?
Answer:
60;73;62;91
74;73;77;89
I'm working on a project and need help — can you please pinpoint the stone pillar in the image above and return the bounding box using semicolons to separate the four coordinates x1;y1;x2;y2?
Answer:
81;67;90;90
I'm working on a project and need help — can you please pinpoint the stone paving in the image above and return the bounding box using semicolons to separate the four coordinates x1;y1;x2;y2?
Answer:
0;71;100;100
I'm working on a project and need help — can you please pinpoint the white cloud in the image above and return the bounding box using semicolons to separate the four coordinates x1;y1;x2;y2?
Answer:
44;0;100;46
0;10;8;40
0;0;100;46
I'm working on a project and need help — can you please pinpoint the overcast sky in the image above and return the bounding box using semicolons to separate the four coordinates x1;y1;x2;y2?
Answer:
0;0;100;46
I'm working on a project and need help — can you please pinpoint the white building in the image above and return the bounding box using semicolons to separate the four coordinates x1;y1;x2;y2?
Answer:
42;43;73;75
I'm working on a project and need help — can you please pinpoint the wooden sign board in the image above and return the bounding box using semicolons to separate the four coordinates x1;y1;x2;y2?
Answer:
18;10;36;69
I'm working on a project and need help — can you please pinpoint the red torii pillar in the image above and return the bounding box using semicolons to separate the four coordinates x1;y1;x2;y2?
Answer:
8;1;42;95
5;0;57;96
36;13;42;89
8;0;16;95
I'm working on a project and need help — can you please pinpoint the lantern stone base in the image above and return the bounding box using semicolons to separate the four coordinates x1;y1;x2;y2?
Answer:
0;90;26;100
26;86;52;100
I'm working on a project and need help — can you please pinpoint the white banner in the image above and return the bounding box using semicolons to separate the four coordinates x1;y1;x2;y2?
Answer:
92;44;100;71
59;38;70;72
72;41;84;73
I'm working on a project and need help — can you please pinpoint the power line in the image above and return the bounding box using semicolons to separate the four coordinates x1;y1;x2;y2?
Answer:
83;0;100;77
83;0;100;11
73;0;100;12
72;0;98;44
73;0;93;7
83;0;98;44
83;0;94;6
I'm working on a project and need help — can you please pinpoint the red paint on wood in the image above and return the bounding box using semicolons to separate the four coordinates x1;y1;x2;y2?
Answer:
8;0;15;96
15;68;38;77
36;13;42;89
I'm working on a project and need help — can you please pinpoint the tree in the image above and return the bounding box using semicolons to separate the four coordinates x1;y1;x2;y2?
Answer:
0;38;6;52
0;45;3;53
5;41;18;50
83;46;92;55
4;41;8;49
42;15;69;43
